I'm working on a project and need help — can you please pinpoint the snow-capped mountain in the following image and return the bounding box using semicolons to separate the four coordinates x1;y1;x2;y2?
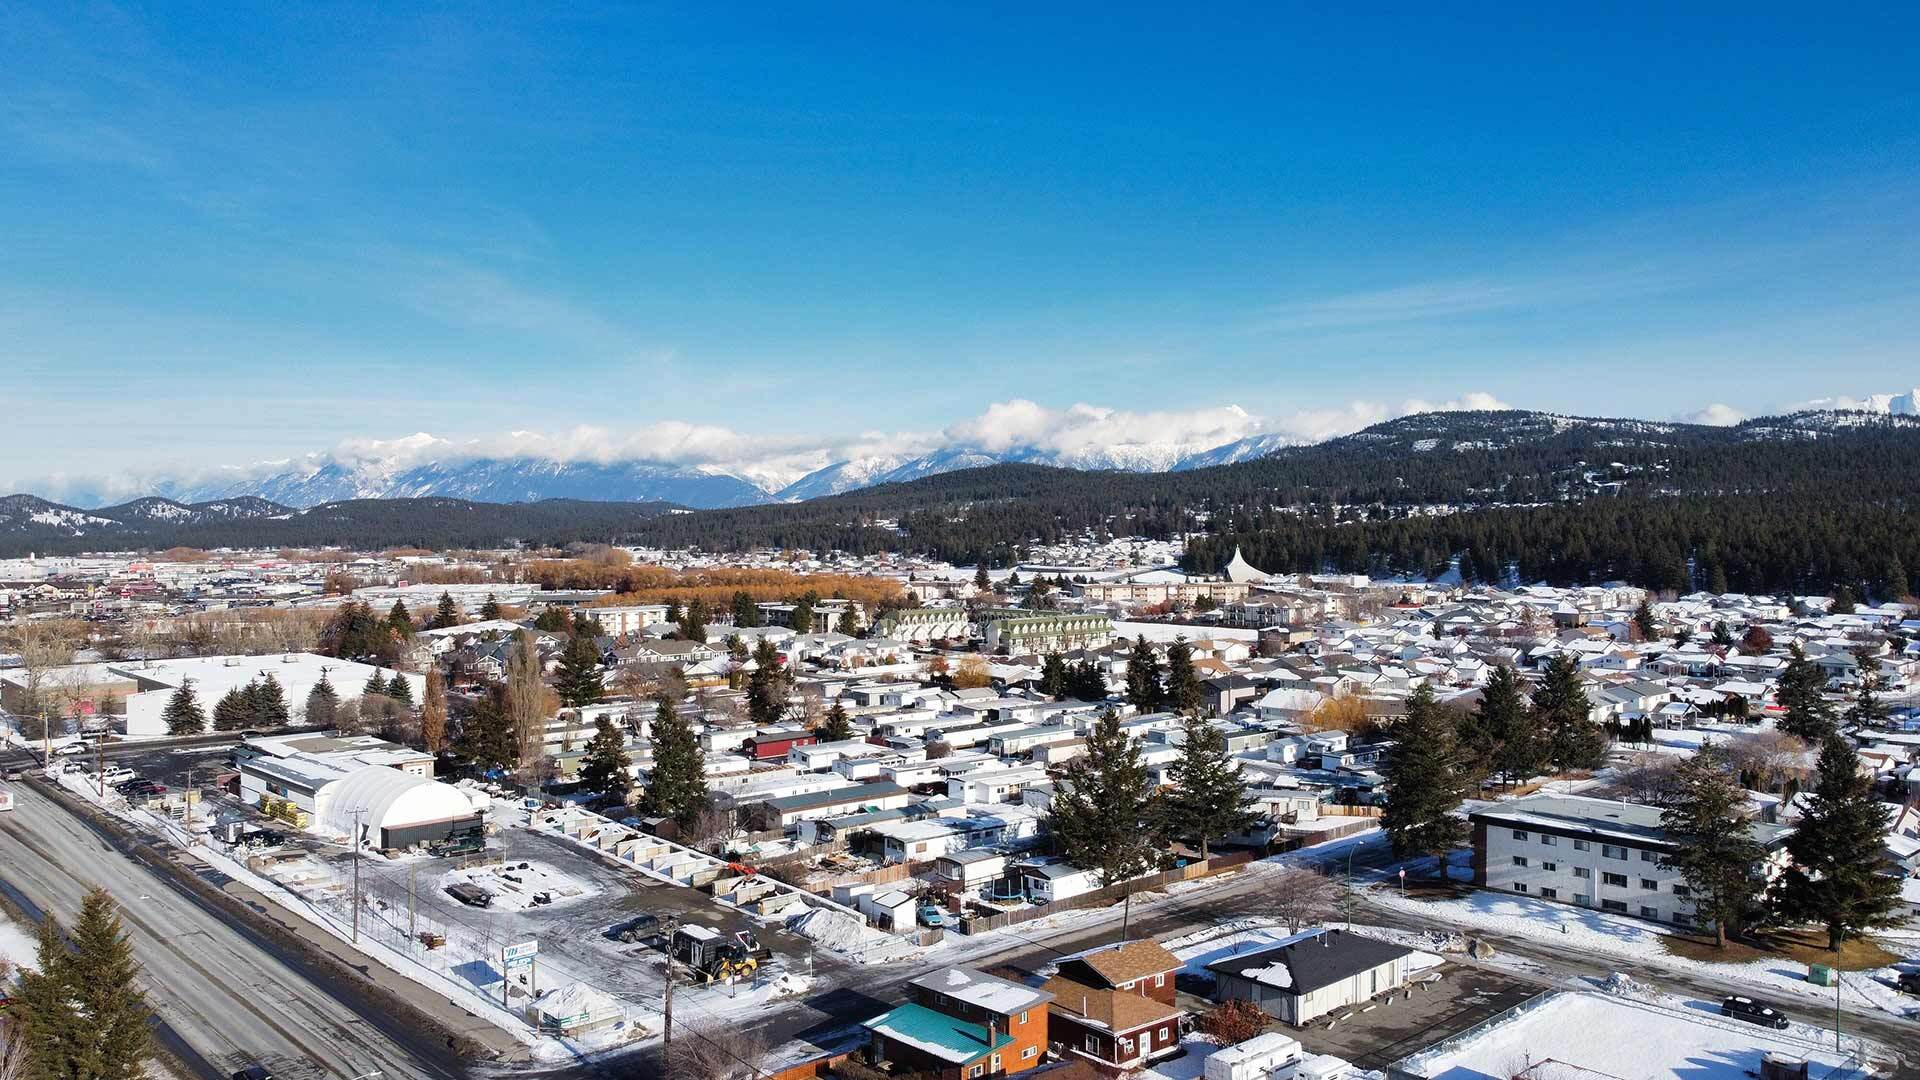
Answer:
0;494;289;543
177;456;769;509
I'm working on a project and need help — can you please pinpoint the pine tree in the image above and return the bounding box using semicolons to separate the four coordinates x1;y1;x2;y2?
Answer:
362;669;390;699
1632;598;1657;641
1710;621;1734;647
480;593;502;620
1660;747;1763;949
1532;655;1605;773
1047;709;1158;885
789;597;814;634
579;716;634;804
819;700;854;742
1068;657;1107;701
1830;585;1857;615
554;633;605;708
19;889;153;1080
161;680;205;735
679;598;709;642
665;598;683;625
455;682;516;771
387;600;415;639
974;563;991;591
1459;665;1540;787
248;672;289;726
1162;637;1205;715
1771;738;1904;949
213;686;255;731
1039;653;1068;698
1846;646;1888;730
746;638;785;725
731;590;761;627
304;674;340;727
1124;636;1164;711
835;606;861;637
643;692;708;829
385;672;414;706
432;591;460;629
1381;684;1470;875
421;668;448;752
1776;645;1837;743
1161;715;1255;858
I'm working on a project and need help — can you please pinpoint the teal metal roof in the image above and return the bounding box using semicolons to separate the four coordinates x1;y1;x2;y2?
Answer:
861;1002;1013;1065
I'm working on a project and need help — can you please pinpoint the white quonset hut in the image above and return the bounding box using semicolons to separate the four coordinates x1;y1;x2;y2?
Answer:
321;766;482;850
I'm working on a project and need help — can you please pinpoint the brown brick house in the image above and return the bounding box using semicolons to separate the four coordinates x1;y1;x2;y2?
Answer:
1052;940;1180;1004
1040;975;1183;1070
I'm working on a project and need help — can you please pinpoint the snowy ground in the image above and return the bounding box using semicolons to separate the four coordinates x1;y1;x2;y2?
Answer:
1364;882;1920;1019
0;915;39;974
438;861;600;913
1135;1036;1221;1080
1395;987;1874;1080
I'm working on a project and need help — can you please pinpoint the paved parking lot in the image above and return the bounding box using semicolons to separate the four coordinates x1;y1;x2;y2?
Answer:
1292;963;1542;1071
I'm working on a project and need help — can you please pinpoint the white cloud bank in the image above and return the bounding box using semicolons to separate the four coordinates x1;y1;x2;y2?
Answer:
1679;403;1746;426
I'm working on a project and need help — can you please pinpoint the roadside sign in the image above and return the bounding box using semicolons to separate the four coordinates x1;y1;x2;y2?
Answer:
504;939;539;962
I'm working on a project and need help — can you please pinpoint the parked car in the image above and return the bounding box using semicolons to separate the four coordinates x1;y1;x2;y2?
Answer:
917;903;947;928
1721;996;1790;1029
101;767;136;784
52;742;88;757
446;882;493;908
1897;971;1920;996
230;1066;272;1080
606;914;661;943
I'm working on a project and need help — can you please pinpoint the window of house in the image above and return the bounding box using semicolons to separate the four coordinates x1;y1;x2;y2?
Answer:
1161;1026;1171;1039
1641;879;1659;891
991;1054;1001;1071
1017;1010;1028;1025
1512;856;1528;867
1573;839;1590;851
1154;973;1165;987
1121;1038;1136;1057
971;1068;984;1079
1022;1047;1037;1060
1602;844;1627;859
1640;906;1659;919
1673;884;1692;898
1602;899;1628;913
1603;872;1627;887
1539;887;1558;899
1513;882;1528;893
1541;861;1557;871
1512;829;1529;840
1540;835;1557;846
1573;867;1592;879
1641;849;1658;862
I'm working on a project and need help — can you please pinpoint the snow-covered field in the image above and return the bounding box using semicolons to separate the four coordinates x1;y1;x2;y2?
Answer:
439;861;599;912
1365;883;1919;1018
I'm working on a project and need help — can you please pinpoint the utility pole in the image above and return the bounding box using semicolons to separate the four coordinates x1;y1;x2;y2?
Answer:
349;807;366;944
409;862;418;941
661;916;679;1071
1119;891;1132;943
96;731;105;797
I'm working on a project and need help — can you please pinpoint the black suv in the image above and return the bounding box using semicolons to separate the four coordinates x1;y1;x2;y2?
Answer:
1721;996;1790;1029
1897;971;1920;996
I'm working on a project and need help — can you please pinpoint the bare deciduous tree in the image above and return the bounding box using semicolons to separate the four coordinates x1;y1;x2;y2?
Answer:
665;1018;769;1080
1722;729;1811;793
3;617;85;736
1246;865;1347;933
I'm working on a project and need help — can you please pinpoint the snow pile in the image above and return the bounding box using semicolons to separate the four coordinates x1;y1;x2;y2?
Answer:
439;861;597;912
785;908;915;963
0;917;40;973
1600;971;1644;997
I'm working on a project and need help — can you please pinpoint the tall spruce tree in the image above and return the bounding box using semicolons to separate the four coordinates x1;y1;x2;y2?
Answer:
1660;747;1763;949
18;888;153;1080
1039;652;1069;698
1124;636;1164;711
679;598;710;642
161;680;205;735
1771;738;1904;949
554;634;606;708
746;638;785;725
731;590;761;627
384;672;414;706
643;692;708;829
974;563;991;591
431;591;459;629
1532;655;1606;773
480;593;502;620
789;596;814;634
835;606;861;637
1047;709;1158;884
387;600;415;639
362;669;391;699
1380;684;1471;875
304;674;340;727
579;716;634;804
1459;665;1541;787
1845;646;1888;730
249;672;289;726
1068;657;1107;701
1162;637;1205;715
819;700;855;742
1160;715;1255;858
1632;598;1657;641
1775;645;1837;743
455;682;517;772
212;686;254;731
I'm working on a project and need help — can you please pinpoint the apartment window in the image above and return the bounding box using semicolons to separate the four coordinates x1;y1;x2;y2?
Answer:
1085;1036;1100;1054
1573;839;1591;852
1512;883;1528;893
1641;879;1659;891
1602;899;1628;913
1641;849;1658;863
1539;887;1558;899
1512;829;1529;840
1673;884;1692;899
1017;1011;1028;1025
1575;894;1593;907
1512;856;1529;868
1603;872;1628;887
1022;1047;1037;1060
1640;906;1660;920
1154;973;1165;987
1161;1026;1171;1040
971;1068;984;1079
1540;835;1557;846
1573;867;1592;879
1602;844;1627;860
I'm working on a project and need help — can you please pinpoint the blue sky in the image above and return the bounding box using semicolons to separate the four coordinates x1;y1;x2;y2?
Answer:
3;4;1917;491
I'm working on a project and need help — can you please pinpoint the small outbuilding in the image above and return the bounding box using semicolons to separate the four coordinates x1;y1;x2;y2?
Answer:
1205;928;1411;1027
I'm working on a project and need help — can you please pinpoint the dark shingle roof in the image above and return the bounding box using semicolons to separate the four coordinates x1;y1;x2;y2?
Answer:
1204;929;1411;996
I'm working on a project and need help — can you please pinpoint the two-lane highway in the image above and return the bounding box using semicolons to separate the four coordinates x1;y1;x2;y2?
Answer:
0;780;470;1080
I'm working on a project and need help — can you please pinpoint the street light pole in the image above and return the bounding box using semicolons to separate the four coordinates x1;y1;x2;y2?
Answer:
349;807;366;944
